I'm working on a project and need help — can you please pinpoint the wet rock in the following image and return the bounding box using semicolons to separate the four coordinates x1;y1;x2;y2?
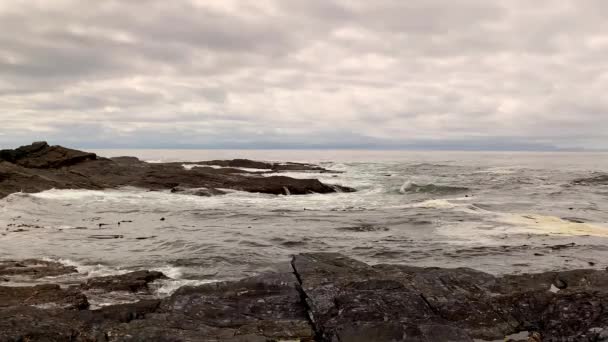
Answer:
561;217;587;223
0;259;77;279
0;142;354;198
0;300;160;341
188;159;333;173
89;234;124;239
107;272;315;341
0;141;97;168
171;186;226;196
292;253;473;341
83;270;167;293
572;174;608;185
3;254;608;341
294;253;608;341
0;284;89;310
335;224;389;232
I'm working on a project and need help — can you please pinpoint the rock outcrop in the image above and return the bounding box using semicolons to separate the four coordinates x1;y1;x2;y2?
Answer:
572;174;608;186
1;254;607;341
0;142;354;198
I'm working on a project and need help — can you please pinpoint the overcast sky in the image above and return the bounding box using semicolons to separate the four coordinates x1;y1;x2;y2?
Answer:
1;0;607;150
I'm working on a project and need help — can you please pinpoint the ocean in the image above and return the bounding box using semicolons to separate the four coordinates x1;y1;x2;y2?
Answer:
1;149;608;303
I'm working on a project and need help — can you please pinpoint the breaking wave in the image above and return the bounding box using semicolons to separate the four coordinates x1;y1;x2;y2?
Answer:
399;180;469;195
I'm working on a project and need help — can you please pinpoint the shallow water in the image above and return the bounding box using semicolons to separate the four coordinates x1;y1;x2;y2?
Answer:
1;150;608;294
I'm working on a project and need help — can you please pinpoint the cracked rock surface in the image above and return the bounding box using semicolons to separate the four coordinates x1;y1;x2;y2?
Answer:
1;254;608;341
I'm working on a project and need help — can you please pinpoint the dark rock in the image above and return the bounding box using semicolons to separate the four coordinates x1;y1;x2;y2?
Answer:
561;217;587;223
0;259;77;279
83;270;167;292
0;283;88;310
170;186;226;196
89;234;124;239
188;159;334;173
335;224;389;232
294;253;608;341
572;174;608;185
0;142;354;198
292;253;473;341
107;272;315;341
2;254;608;341
0;141;97;168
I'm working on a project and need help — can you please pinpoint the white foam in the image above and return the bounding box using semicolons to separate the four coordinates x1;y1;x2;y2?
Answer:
43;257;128;278
399;180;413;194
154;279;218;296
498;213;608;237
411;199;458;209
152;265;184;279
182;164;273;172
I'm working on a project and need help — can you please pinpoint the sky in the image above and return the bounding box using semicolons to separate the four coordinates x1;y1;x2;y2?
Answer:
0;0;607;150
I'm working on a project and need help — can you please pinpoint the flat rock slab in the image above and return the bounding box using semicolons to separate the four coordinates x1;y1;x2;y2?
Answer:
293;253;608;341
104;272;315;341
0;283;89;310
2;254;608;341
82;270;167;293
0;259;78;279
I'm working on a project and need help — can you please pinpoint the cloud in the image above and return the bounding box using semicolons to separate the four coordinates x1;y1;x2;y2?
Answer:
0;0;607;150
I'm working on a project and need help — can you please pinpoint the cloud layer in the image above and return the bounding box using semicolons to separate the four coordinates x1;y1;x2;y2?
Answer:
1;0;607;149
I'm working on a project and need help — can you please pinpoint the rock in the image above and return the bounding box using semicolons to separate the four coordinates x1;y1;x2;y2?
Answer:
0;141;97;168
294;253;608;341
89;234;124;239
83;270;167;292
170;186;226;196
572;174;608;185
0;300;160;341
0;142;354;198
2;254;608;341
562;217;587;223
335;224;389;232
188;159;333;173
0;259;77;279
292;253;473;341
106;272;315;341
0;284;88;310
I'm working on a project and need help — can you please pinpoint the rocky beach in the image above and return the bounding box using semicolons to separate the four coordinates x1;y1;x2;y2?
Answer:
1;143;608;341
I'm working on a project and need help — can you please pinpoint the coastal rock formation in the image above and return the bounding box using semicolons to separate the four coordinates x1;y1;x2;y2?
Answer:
0;254;607;341
184;159;336;173
0;142;354;199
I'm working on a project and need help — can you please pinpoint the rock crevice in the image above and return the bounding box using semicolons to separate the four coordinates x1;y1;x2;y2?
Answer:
1;254;608;341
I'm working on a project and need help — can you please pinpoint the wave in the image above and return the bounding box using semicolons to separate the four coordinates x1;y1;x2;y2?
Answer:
399;180;469;195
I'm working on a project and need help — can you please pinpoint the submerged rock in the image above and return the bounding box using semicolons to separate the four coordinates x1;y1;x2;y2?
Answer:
170;186;226;196
572;174;608;185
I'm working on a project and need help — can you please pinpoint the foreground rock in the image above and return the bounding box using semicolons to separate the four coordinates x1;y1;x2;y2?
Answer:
82;271;167;293
0;142;354;198
1;254;607;341
294;253;608;341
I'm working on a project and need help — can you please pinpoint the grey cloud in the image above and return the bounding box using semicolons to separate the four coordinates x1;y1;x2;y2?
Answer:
0;0;607;150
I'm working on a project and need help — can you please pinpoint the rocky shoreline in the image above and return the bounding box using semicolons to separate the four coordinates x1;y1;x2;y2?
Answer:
0;142;354;199
0;253;606;341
